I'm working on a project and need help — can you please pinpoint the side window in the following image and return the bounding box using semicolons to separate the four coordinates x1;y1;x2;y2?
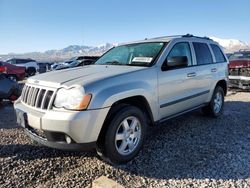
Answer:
9;59;16;64
17;59;29;64
16;59;22;64
210;44;226;63
167;42;193;66
193;42;213;65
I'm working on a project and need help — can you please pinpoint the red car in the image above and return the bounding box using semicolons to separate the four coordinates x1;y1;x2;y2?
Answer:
0;61;26;81
228;50;250;89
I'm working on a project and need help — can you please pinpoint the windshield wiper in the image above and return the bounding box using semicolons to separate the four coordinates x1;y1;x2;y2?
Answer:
105;61;122;65
125;63;149;67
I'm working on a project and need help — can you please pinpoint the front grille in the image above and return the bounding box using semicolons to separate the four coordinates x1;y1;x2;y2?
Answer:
21;85;55;110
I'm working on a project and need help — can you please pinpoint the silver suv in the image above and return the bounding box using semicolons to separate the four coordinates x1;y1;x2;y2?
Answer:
15;34;229;164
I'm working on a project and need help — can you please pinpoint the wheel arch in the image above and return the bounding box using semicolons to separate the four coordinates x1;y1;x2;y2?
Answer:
97;95;154;146
215;79;227;95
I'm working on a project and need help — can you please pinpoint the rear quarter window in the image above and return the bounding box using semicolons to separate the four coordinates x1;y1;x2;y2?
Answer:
193;42;213;65
210;44;226;63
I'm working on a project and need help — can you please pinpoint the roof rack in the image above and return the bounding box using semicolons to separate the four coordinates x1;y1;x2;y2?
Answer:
148;35;184;40
146;34;212;41
182;34;212;40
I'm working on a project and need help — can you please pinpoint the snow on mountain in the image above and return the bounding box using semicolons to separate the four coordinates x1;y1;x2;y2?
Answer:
0;43;117;62
210;37;250;52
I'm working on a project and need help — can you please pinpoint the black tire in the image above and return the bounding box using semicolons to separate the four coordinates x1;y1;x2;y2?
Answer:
97;105;147;164
202;86;224;117
8;75;18;82
26;67;36;76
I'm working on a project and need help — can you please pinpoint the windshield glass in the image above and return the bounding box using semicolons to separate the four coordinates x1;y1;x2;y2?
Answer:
95;42;165;66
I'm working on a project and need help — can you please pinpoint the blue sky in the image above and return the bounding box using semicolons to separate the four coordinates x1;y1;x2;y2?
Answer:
0;0;250;54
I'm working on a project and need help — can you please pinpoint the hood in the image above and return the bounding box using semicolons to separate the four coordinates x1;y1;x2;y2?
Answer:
27;65;146;88
229;59;250;69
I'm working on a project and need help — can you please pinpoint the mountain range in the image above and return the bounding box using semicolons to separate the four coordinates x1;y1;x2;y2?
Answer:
1;37;249;62
0;43;116;62
210;37;250;53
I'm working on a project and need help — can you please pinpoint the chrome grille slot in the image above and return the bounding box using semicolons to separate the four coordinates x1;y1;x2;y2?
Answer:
21;85;27;101
37;89;45;108
42;91;54;109
31;88;39;106
21;84;55;110
24;86;30;103
27;87;34;105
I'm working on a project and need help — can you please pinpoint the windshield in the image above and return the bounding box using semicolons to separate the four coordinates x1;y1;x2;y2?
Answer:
229;52;250;60
95;42;165;66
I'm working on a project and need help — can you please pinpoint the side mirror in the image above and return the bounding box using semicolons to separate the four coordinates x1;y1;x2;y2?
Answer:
162;56;188;71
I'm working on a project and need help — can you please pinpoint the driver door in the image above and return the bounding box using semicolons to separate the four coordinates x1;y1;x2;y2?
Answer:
158;42;199;119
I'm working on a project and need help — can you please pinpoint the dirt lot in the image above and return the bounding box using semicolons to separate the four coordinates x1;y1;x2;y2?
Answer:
0;92;250;188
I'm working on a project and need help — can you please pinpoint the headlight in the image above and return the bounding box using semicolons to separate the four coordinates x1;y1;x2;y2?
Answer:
54;87;92;110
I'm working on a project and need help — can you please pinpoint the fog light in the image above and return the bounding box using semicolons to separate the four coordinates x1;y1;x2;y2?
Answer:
65;135;72;144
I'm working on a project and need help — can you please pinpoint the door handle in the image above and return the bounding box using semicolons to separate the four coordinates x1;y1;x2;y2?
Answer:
211;68;217;72
187;72;197;77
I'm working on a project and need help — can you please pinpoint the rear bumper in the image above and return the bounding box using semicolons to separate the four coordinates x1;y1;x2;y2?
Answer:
229;76;250;89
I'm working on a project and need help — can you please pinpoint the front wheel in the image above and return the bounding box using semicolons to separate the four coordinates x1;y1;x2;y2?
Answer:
97;105;147;164
202;86;224;117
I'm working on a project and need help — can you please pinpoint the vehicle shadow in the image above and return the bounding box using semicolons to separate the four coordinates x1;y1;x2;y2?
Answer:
1;101;249;181
0;144;96;160
116;100;250;180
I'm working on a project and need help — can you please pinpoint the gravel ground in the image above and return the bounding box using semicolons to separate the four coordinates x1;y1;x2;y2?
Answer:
0;92;250;188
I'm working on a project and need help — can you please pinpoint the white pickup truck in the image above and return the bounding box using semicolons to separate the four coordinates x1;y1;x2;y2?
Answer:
7;58;39;76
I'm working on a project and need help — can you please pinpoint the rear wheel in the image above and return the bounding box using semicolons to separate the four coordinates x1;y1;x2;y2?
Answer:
26;67;36;76
202;86;224;117
97;105;147;164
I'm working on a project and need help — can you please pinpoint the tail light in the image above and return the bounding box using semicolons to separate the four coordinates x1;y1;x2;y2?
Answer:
0;66;7;73
227;63;230;75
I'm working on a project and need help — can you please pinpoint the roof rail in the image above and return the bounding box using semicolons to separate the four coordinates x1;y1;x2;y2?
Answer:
147;34;212;41
147;35;184;40
182;34;212;40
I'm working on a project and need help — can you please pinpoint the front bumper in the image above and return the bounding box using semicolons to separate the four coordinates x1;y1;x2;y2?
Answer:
24;127;96;151
229;76;250;89
14;99;110;150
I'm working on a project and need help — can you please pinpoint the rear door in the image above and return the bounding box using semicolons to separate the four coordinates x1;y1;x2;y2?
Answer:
192;42;215;103
210;43;228;87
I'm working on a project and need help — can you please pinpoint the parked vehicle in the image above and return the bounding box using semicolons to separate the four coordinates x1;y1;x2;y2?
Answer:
0;61;26;81
14;34;228;164
37;62;53;73
75;56;99;66
228;50;250;89
51;56;99;71
0;73;21;103
50;61;65;71
6;58;39;76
